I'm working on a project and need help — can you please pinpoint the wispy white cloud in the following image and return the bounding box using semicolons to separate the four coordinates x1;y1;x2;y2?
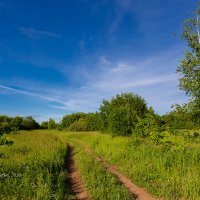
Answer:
0;84;65;105
0;45;188;116
5;47;69;69
107;0;136;35
108;12;123;35
99;56;112;65
57;45;187;114
0;83;97;113
19;27;62;39
113;0;135;11
4;27;81;69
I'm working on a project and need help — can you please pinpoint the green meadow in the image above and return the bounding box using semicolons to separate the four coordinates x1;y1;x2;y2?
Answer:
0;131;72;200
1;130;200;200
65;131;200;200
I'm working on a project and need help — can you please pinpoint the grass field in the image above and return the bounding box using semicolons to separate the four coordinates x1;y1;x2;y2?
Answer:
1;130;200;200
64;131;200;200
0;131;73;200
72;143;134;200
0;130;134;200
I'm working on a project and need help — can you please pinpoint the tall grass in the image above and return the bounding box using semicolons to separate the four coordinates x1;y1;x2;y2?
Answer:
0;130;73;200
3;130;199;200
71;143;134;200
64;131;200;200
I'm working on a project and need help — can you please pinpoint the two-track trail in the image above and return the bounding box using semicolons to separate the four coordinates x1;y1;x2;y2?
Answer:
74;140;158;200
66;145;91;200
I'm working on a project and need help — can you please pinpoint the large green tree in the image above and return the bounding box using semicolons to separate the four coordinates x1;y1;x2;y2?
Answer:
177;4;200;125
99;93;148;136
177;6;200;102
21;116;39;130
48;118;57;129
61;112;87;129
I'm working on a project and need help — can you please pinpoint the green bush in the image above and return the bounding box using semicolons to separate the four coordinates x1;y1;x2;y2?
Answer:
99;92;148;136
61;112;99;131
61;113;87;128
0;135;14;146
134;113;163;143
21;116;39;130
68;118;89;131
0;122;11;136
40;121;48;129
48;118;57;129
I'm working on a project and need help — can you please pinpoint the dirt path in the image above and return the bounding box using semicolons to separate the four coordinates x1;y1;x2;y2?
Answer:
75;141;158;200
66;145;91;200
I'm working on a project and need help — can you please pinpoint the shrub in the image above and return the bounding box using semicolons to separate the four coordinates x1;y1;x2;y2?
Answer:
134;113;163;143
21;116;39;130
61;113;87;129
0;122;11;136
48;118;57;129
40;121;48;129
68;118;89;132
0;135;14;146
99;92;148;136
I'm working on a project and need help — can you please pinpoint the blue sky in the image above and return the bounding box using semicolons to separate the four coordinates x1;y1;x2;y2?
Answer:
0;0;198;122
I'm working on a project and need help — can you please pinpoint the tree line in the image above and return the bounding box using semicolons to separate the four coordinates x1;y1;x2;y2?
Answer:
1;90;199;135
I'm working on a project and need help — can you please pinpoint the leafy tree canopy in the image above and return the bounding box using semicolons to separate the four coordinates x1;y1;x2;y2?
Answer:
48;118;57;129
99;92;148;136
177;5;200;102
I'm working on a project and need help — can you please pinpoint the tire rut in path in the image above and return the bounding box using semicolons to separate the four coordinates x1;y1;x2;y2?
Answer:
76;141;159;200
66;145;91;200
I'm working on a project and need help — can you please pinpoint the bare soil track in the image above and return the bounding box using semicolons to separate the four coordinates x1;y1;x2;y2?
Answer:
75;141;158;200
66;145;91;200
